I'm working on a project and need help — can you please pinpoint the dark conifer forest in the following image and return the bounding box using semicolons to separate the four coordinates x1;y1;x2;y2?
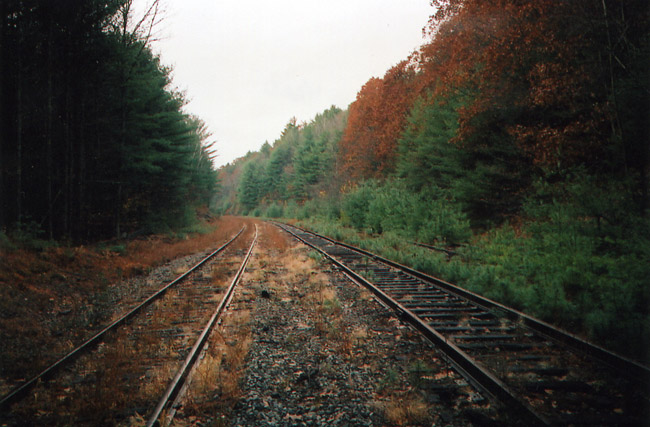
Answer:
0;0;217;242
216;0;650;362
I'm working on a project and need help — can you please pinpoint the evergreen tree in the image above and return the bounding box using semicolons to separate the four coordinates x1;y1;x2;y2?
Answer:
264;144;292;199
0;0;217;241
238;162;262;214
397;95;462;194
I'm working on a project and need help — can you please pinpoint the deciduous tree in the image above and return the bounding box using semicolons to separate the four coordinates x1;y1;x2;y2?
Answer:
339;60;418;180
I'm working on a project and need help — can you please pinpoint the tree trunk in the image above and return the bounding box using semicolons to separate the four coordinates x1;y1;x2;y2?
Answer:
114;2;131;239
600;0;628;173
76;91;86;242
63;42;72;240
46;19;54;239
0;0;4;231
115;84;126;239
16;23;23;226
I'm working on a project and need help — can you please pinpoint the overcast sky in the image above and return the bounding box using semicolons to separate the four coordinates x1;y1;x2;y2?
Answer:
135;0;433;167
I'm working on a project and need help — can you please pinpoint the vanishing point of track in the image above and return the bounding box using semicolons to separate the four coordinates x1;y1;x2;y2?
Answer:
276;222;650;426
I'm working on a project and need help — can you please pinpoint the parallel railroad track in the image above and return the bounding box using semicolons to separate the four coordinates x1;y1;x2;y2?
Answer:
0;225;256;426
276;222;650;426
147;224;257;427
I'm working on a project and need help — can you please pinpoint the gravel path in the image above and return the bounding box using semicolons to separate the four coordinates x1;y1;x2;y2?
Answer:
174;222;504;426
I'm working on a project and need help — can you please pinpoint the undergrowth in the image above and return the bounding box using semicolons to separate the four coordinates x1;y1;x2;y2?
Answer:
0;216;250;395
296;215;650;365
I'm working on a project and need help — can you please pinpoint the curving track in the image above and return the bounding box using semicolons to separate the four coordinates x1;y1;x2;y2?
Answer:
0;224;256;426
276;221;650;426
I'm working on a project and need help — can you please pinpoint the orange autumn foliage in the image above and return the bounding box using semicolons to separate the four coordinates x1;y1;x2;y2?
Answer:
420;0;618;167
340;0;644;181
339;60;418;180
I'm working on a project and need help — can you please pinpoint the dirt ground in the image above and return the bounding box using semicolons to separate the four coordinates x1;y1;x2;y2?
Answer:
0;216;253;397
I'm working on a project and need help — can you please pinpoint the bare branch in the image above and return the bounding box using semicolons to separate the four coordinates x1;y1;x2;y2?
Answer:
132;0;161;46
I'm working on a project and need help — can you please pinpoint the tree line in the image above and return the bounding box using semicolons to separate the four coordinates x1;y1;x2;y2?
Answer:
216;0;649;361
215;106;347;219
221;0;648;233
1;0;217;242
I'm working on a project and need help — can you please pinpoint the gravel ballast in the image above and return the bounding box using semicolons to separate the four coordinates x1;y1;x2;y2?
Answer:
175;222;503;426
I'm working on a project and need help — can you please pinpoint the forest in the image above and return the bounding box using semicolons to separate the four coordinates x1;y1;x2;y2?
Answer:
0;0;217;243
216;0;650;362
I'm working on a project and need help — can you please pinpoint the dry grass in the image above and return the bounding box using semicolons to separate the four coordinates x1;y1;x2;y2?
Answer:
13;324;173;424
0;216;265;425
182;305;253;417
190;352;223;397
125;216;250;268
210;262;231;285
358;288;375;302
245;252;287;296
381;394;431;426
0;217;255;385
246;261;268;283
176;225;296;421
173;263;191;276
314;284;340;310
229;309;251;329
283;253;313;283
282;252;349;348
257;222;291;254
140;361;177;399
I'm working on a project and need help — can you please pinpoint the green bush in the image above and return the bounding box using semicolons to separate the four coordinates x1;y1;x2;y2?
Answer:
298;198;650;363
284;200;300;219
265;203;284;218
341;181;376;230
7;221;53;251
341;179;471;245
0;231;15;250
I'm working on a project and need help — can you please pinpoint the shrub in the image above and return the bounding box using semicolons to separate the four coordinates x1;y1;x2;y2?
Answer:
265;203;284;218
341;181;376;230
341;179;471;245
7;221;53;250
0;231;15;250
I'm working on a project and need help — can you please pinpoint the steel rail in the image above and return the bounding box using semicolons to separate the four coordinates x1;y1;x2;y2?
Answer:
0;226;246;412
410;240;461;258
281;222;650;386
146;224;258;427
276;222;549;426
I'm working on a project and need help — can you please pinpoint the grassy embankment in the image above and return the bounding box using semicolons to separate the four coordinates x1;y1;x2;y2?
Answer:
284;215;649;365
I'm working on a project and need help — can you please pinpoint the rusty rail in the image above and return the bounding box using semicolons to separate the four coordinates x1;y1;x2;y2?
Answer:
275;221;650;426
147;225;258;427
0;227;245;412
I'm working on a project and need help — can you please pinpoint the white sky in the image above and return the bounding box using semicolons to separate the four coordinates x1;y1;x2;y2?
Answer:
135;0;433;167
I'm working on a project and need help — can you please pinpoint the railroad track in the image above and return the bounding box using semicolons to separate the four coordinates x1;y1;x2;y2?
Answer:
0;225;256;426
276;222;650;426
146;224;257;427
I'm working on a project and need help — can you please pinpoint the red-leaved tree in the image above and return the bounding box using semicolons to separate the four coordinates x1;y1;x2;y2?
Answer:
339;60;418;180
420;0;648;172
